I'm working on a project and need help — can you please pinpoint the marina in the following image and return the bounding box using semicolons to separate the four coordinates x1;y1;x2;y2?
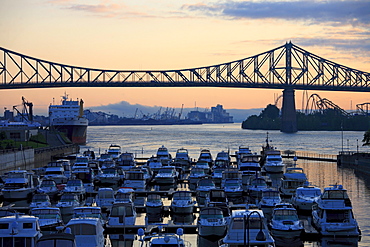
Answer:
0;124;369;247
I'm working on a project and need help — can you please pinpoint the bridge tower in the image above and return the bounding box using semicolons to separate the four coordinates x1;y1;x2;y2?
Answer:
281;42;297;133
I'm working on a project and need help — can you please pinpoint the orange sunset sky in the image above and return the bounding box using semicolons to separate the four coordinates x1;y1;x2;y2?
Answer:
0;0;369;115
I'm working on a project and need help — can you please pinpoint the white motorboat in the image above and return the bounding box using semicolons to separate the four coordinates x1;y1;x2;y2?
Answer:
280;165;308;197
156;145;172;166
73;206;106;227
56;193;81;216
37;179;59;201
235;146;252;163
29;193;52;209
95;187;115;212
198;149;213;167
312;184;360;237
269;203;304;238
71;167;95;194
198;207;228;238
170;191;196;214
263;150;285;173
115;187;135;203
237;155;262;173
221;209;275;247
96;167;124;186
188;167;207;191
173;148;191;172
44;161;68;185
139;227;190;247
66;217;105;247
221;169;242;188
196;178;216;206
223;178;244;203
30;207;64;232
247;176;268;200
2;170;38;202
63;179;86;203
154;166;178;185
0;213;42;247
117;152;136;171
36;227;76;247
147;156;163;175
211;167;224;186
146;194;163;216
195;160;211;175
205;188;228;206
258;189;282;216
123;170;146;191
106;202;137;228
291;182;322;211
107;144;122;160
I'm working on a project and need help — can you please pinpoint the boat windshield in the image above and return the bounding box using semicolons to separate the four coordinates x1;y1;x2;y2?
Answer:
69;223;96;235
37;238;75;247
111;205;134;217
326;209;350;223
297;188;321;197
173;192;192;200
231;218;262;229
200;208;223;219
66;180;82;187
274;209;298;221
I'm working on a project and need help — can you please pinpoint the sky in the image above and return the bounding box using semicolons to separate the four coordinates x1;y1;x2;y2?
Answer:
0;0;369;116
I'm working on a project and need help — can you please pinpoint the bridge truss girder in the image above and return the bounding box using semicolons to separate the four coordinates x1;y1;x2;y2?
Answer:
0;42;369;91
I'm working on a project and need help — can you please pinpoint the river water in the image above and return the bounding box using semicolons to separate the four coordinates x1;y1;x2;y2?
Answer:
80;123;370;247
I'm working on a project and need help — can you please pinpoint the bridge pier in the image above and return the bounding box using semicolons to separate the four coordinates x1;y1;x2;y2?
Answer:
281;88;297;133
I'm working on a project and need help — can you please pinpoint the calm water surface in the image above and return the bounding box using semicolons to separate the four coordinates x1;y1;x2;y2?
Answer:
81;123;370;247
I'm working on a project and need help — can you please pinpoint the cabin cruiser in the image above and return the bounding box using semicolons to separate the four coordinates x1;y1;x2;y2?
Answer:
312;184;360;237
107;144;122;160
96;167;124;186
36;227;76;247
170;191;196;214
117;152;136;171
198;149;213;167
263;150;285;173
223;178;244;204
2;170;39;202
95;187;115;212
147;156;163;175
237;155;262;173
115;187;135;203
198;207;228;238
196;178;216;206
30;207;64;232
211;167;224;186
63;179;86;203
258;189;282;217
30;193;52;209
173;148;191;172
0;213;42;247
56;193;81;216
247;176;269;201
37;179;59;201
154;166;178;185
206;188;228;206
235;146;253;163
221;169;242;188
44;161;68;185
138;227;189;247
57;159;72;179
194;160;211;175
97;153;113;166
291;182;322;211
71;167;95;194
216;151;231;165
269;203;304;238
106;202;137;228
188;167;207;191
66;217;105;247
122;170;146;191
73;206;106;227
221;209;275;247
146;194;164;216
280;165;308;197
156;145;172;166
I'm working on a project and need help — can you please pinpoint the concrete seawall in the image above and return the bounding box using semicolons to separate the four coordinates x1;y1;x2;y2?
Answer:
0;144;79;174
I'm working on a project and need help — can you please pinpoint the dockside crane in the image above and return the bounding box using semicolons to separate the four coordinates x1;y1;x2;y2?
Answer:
12;96;34;123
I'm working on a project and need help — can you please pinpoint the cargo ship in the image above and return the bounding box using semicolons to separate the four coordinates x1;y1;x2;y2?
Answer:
49;93;88;144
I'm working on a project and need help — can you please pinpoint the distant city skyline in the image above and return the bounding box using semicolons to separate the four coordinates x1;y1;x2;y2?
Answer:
1;0;369;113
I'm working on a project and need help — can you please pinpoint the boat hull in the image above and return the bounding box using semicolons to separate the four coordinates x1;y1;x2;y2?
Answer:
53;123;87;145
198;223;227;238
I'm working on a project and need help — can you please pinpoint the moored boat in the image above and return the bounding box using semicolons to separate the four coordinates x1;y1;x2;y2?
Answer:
269;203;304;238
66;217;105;247
198;207;228;238
170;191;196;214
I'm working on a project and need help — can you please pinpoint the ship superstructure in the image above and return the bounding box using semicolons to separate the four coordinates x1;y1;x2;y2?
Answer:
49;93;88;144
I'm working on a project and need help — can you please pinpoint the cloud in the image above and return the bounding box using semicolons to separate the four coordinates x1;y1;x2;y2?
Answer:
183;0;370;26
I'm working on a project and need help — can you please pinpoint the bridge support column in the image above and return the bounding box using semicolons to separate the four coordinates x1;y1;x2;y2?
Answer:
281;88;297;133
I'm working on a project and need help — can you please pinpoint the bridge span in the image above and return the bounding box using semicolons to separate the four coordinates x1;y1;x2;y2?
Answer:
1;42;369;133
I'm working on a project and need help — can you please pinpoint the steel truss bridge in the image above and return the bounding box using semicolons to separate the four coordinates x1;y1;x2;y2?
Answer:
1;42;369;133
0;42;369;91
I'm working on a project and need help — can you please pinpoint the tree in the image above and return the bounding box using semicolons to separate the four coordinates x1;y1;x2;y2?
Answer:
362;129;370;146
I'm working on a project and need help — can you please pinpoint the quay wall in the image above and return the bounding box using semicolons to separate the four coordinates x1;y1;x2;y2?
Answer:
0;148;34;173
0;144;79;174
